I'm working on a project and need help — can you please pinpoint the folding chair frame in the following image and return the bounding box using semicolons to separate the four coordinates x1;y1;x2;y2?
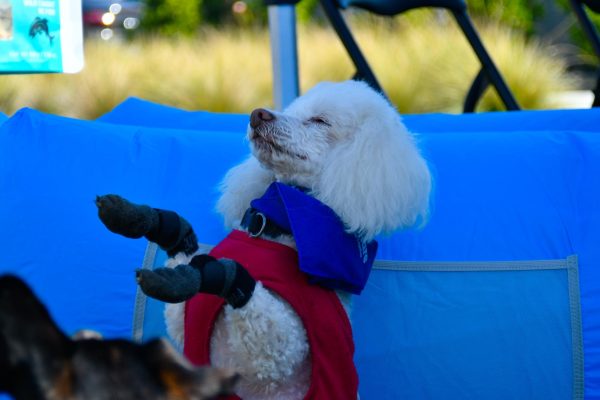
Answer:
319;0;520;112
569;0;600;107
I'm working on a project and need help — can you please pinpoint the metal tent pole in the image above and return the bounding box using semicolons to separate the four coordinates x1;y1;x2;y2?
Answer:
266;1;300;110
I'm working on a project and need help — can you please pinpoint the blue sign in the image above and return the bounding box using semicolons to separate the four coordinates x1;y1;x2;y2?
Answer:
0;0;83;73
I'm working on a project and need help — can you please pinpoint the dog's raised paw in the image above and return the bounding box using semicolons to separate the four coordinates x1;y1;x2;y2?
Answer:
136;266;201;303
96;194;158;239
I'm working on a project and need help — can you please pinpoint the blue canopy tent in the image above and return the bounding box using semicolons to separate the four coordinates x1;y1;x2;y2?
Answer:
0;102;599;399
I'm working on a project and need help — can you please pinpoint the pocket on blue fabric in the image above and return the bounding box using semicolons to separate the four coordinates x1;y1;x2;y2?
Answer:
352;256;583;400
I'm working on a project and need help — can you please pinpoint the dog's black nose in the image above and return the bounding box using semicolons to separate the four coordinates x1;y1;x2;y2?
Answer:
250;108;275;129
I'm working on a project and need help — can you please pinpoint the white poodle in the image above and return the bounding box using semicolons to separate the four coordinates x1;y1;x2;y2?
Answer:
97;80;431;400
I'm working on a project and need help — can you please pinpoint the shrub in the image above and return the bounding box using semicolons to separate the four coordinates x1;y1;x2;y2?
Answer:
299;15;576;112
0;19;577;118
466;0;544;35
140;0;201;36
555;0;600;62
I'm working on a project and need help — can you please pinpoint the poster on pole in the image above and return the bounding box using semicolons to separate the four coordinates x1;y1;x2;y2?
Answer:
0;0;83;73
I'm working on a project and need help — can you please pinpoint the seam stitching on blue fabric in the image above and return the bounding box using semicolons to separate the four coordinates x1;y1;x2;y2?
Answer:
567;255;585;400
373;258;569;271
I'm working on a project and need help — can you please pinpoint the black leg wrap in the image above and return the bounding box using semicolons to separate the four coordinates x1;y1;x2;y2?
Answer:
145;210;199;257
190;255;256;309
190;255;224;295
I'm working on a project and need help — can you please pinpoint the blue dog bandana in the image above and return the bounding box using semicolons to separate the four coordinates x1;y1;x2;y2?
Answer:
250;182;377;294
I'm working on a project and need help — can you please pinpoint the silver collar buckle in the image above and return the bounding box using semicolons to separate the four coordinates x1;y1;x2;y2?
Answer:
248;212;267;238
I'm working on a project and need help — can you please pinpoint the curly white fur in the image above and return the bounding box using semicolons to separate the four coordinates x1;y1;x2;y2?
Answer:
216;156;275;229
165;80;432;399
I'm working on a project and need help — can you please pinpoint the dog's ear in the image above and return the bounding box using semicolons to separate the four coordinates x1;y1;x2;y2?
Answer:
0;275;71;350
0;275;69;349
216;155;275;229
0;275;71;392
143;338;239;399
314;110;432;241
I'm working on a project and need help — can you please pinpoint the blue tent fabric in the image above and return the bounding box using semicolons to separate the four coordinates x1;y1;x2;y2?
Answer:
0;102;599;399
97;97;249;132
99;96;600;134
403;108;600;133
0;109;247;338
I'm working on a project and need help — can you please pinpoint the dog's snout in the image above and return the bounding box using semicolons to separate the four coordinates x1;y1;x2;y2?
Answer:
250;108;275;129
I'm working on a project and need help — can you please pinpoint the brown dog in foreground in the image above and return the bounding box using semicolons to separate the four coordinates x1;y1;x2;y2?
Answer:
0;274;238;400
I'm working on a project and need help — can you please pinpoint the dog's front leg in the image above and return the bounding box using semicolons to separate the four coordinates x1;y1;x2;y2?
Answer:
136;255;255;306
96;194;199;257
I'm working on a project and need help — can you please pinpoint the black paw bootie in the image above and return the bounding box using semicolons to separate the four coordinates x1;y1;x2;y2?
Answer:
136;254;256;307
96;194;198;257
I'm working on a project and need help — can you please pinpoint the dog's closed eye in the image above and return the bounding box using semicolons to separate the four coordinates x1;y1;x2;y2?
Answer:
307;116;330;126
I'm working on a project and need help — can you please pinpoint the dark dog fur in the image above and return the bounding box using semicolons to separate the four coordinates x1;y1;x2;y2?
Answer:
0;275;238;400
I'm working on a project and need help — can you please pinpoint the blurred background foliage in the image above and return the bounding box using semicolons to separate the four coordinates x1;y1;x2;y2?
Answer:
137;0;600;63
466;0;544;34
0;0;598;117
138;0;593;38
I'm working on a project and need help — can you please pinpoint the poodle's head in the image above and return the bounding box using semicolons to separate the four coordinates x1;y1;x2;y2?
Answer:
218;80;432;241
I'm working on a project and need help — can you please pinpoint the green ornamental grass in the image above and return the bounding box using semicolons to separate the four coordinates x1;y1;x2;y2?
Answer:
0;16;577;119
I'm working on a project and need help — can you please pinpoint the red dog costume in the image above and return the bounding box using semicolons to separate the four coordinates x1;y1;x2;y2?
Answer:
184;230;358;399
